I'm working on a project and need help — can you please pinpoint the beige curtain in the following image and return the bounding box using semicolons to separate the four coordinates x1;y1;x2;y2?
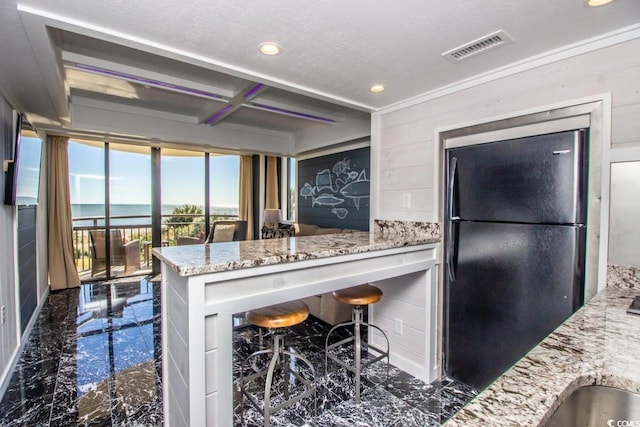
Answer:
48;136;80;290
265;156;279;209
239;155;254;240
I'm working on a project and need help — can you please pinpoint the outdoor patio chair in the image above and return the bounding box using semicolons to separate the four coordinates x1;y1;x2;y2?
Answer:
89;230;141;277
177;220;248;245
205;220;248;242
177;236;204;245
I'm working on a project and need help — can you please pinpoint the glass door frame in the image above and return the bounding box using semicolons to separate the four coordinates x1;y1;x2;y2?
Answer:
73;142;238;280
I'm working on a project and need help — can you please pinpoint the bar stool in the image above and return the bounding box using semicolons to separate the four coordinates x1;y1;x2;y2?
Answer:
240;300;316;426
325;284;390;405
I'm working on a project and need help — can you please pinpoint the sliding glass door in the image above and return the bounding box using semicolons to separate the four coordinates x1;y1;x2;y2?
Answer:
210;155;240;222
69;139;241;281
108;143;151;278
69;140;107;278
69;140;152;279
161;149;205;244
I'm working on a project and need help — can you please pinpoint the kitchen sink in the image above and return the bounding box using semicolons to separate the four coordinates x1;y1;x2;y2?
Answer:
544;385;640;426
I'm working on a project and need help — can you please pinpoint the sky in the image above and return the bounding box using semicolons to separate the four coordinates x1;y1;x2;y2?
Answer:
68;140;239;207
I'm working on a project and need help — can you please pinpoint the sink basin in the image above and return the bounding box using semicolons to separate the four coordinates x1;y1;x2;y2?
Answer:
544;385;640;427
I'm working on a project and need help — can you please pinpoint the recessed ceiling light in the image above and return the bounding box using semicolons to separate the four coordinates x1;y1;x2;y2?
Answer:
585;0;614;6
259;42;281;56
369;84;385;93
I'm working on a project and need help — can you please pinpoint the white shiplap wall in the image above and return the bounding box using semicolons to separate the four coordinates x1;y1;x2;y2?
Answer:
375;36;640;222
371;34;640;381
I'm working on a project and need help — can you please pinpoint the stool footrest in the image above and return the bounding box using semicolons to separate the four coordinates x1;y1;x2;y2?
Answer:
240;334;317;426
241;370;315;414
326;345;388;374
324;313;391;406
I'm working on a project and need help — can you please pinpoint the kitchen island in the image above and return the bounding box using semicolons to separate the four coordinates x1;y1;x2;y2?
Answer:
153;221;440;426
445;265;640;426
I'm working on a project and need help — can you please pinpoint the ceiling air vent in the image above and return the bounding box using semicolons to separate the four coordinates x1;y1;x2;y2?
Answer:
442;30;514;62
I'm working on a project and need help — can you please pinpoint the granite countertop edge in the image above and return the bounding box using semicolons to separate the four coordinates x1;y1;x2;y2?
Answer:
153;231;440;277
445;283;640;426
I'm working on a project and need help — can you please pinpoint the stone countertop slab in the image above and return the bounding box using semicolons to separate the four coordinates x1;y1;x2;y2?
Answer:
153;230;439;277
445;283;640;426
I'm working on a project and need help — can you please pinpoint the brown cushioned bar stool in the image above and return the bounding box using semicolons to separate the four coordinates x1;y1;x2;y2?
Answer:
325;284;390;405
240;300;316;426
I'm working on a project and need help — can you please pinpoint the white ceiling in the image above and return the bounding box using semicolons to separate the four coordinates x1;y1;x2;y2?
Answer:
0;0;638;153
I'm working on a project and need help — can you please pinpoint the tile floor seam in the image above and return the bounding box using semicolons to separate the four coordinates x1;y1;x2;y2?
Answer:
47;291;75;427
1;275;477;427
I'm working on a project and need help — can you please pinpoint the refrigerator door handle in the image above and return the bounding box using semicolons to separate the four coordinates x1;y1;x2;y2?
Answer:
447;156;458;282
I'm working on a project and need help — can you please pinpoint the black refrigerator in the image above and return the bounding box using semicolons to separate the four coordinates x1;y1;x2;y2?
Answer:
444;129;588;390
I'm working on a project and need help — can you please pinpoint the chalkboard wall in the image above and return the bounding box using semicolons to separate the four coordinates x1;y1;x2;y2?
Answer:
297;147;370;230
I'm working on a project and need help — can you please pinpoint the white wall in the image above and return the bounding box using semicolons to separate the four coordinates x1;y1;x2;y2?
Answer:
0;95;19;391
609;161;640;268
374;36;640;223
371;34;640;380
371;268;438;381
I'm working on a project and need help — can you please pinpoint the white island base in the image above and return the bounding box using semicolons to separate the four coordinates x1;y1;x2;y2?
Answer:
159;239;438;426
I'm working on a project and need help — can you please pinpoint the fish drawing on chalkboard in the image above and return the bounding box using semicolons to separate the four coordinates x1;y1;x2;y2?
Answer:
299;182;315;199
332;208;349;219
312;193;344;207
332;158;350;175
315;169;335;192
339;169;369;209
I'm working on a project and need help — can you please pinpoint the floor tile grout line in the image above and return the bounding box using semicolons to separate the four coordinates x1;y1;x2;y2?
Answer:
3;277;477;427
46;288;77;426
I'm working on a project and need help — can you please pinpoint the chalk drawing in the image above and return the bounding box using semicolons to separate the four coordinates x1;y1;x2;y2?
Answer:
299;157;369;219
315;169;335;192
300;182;315;199
339;170;369;209
312;194;344;207
332;208;349;219
332;158;350;175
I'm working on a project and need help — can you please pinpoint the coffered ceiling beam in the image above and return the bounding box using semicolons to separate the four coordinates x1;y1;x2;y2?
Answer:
202;82;269;125
62;51;234;100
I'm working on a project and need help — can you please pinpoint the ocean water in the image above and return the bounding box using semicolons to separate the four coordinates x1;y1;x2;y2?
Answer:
71;204;238;226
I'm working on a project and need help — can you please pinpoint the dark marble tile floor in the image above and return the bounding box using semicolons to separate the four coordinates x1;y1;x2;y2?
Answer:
232;318;478;426
0;276;163;427
0;276;478;426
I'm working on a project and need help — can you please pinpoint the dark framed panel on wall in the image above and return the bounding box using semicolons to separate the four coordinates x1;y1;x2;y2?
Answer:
17;205;37;332
297;146;370;230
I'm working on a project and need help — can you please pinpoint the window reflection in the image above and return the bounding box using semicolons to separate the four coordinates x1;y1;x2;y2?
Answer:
74;278;158;420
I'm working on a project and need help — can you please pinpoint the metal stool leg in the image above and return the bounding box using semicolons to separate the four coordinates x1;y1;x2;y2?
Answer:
282;349;317;420
240;348;274;424
325;305;391;406
325;319;356;379
354;307;362;405
368;323;391;385
241;331;317;426
263;340;281;427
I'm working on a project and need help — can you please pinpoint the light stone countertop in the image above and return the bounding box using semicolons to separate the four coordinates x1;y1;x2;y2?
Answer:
445;265;640;426
153;220;440;277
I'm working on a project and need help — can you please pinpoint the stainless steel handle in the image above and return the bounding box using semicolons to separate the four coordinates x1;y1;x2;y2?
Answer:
447;156;458;282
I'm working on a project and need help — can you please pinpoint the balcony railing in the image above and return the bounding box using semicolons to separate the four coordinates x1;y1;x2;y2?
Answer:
72;213;238;277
